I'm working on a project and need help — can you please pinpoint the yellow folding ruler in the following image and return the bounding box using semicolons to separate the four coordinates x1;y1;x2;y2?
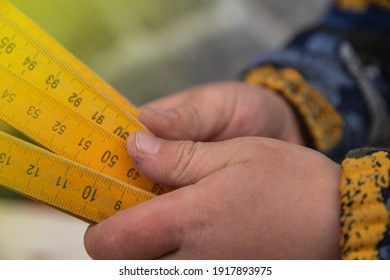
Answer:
0;1;170;224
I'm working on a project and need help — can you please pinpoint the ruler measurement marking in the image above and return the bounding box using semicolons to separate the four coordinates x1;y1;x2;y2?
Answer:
0;8;144;137
0;131;157;224
0;1;166;224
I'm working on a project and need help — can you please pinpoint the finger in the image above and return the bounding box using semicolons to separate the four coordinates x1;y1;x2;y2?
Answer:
84;188;190;259
138;82;237;141
127;131;245;187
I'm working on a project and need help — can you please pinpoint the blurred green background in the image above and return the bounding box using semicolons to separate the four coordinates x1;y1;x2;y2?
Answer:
0;0;328;259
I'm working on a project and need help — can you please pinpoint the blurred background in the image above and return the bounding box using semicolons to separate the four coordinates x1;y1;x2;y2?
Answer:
0;0;328;259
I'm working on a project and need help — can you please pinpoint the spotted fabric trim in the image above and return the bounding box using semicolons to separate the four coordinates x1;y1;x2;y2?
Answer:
340;149;390;259
244;65;343;152
336;0;390;11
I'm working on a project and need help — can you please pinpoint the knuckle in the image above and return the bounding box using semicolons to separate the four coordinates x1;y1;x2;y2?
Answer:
180;103;201;139
170;140;202;184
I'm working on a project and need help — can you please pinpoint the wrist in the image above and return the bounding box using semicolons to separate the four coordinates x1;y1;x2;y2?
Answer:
243;65;344;152
266;87;307;146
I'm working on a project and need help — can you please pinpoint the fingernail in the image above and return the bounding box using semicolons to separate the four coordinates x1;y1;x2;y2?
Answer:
148;107;176;120
135;131;161;154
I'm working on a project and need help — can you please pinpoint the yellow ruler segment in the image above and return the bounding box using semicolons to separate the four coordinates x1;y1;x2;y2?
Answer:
0;63;171;195
0;130;155;224
0;0;140;119
0;9;143;140
0;1;173;223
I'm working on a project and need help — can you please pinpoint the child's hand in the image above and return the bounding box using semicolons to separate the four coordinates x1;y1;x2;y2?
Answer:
84;133;341;259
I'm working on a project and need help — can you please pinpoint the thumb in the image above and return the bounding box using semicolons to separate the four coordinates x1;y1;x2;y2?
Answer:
127;131;239;187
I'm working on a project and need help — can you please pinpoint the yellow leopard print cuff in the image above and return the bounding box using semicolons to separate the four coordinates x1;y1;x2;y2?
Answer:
244;65;343;152
340;149;390;259
336;0;390;11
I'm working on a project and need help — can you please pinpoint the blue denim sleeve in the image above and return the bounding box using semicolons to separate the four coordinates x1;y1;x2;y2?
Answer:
242;2;390;163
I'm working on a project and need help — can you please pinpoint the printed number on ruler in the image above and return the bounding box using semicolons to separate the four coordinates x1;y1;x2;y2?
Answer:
0;5;143;141
0;131;155;224
0;64;170;195
0;0;140;119
0;0;172;223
